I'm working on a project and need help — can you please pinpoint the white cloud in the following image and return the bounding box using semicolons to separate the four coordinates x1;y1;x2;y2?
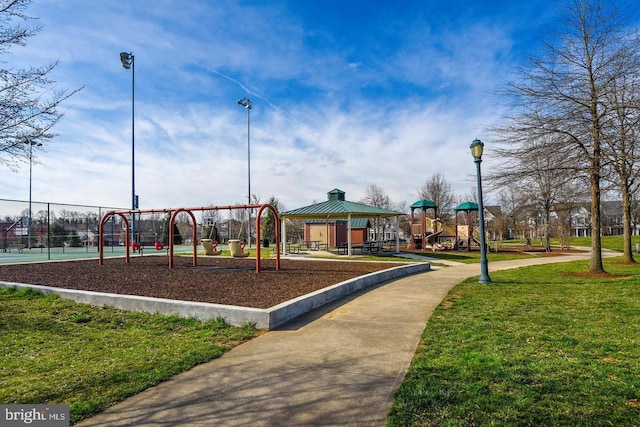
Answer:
1;0;558;216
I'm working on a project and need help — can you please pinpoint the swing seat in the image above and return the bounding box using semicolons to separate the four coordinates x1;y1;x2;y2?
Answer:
229;239;249;257
201;239;222;256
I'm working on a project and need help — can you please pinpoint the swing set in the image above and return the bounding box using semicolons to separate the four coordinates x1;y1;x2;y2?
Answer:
98;203;280;273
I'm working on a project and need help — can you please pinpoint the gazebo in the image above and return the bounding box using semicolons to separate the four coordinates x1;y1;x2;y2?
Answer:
280;188;403;256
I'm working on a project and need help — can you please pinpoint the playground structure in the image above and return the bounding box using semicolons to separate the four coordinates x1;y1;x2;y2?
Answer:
453;201;488;251
98;203;280;272
409;199;443;251
408;200;489;252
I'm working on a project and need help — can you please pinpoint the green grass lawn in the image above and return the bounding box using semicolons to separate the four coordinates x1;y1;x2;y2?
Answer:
568;235;640;252
388;257;640;426
0;287;257;424
418;250;536;264
4;236;638;425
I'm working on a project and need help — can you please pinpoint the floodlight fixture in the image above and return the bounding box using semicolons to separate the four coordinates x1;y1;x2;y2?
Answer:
120;52;133;69
237;98;252;109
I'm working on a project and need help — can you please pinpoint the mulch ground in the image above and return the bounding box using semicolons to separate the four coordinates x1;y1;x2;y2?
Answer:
0;256;407;309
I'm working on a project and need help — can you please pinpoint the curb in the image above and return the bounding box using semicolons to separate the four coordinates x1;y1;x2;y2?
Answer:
0;262;430;330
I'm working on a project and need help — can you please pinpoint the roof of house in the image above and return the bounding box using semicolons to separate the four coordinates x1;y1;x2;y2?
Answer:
484;205;502;217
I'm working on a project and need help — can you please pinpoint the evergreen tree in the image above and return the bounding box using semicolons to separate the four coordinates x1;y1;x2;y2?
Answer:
262;196;280;243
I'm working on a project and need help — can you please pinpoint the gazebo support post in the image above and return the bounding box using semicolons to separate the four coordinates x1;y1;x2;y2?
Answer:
347;214;353;256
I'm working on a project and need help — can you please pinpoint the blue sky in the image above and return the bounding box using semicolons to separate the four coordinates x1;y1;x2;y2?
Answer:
2;0;565;211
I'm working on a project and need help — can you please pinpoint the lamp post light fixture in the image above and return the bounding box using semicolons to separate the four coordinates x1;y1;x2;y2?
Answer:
120;51;137;244
470;138;492;283
27;140;42;249
237;97;252;246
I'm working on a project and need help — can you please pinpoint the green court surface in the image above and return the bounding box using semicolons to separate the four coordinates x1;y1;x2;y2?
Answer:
0;245;197;265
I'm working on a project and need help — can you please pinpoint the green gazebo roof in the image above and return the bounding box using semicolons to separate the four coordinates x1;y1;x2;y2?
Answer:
410;199;437;209
455;201;479;212
281;188;403;219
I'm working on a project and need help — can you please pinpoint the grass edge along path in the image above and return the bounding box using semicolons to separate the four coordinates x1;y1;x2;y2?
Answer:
0;287;257;425
388;257;640;426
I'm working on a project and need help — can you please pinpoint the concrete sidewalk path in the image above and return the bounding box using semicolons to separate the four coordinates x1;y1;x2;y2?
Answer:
76;251;604;427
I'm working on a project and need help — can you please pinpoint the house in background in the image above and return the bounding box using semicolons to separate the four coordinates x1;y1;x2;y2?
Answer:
483;205;502;240
216;218;243;243
601;201;623;236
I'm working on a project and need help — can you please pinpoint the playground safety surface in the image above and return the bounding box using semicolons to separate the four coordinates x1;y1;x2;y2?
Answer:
0;256;409;309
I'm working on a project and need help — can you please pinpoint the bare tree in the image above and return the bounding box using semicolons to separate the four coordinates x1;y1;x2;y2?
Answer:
490;137;578;251
418;173;455;222
602;72;640;262
360;184;390;208
492;0;639;273
495;187;528;242
0;0;82;169
394;200;411;242
631;194;640;237
360;184;392;240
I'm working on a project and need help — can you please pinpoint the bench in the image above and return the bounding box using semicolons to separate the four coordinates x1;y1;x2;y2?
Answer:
136;243;169;255
5;244;26;253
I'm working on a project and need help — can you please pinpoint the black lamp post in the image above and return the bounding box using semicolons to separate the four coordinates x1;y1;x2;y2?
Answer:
237;97;252;246
470;138;492;283
120;51;136;244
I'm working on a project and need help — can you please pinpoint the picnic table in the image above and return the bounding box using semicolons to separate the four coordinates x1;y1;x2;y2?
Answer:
285;242;301;254
304;240;324;251
336;241;383;255
361;241;381;254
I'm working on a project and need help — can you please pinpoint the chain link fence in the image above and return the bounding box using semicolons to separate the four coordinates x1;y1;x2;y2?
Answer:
0;199;257;262
0;199;137;261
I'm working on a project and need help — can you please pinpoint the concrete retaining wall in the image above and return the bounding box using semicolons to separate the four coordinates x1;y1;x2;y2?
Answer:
0;262;430;330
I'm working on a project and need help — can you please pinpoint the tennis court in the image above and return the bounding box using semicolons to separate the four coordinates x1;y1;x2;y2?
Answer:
0;245;196;265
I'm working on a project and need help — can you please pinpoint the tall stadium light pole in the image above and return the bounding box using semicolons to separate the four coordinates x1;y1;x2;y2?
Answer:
27;140;42;249
470;138;491;283
237;97;252;247
120;51;136;244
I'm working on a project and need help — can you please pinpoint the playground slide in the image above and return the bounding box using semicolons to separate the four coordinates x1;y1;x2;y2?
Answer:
425;229;444;245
